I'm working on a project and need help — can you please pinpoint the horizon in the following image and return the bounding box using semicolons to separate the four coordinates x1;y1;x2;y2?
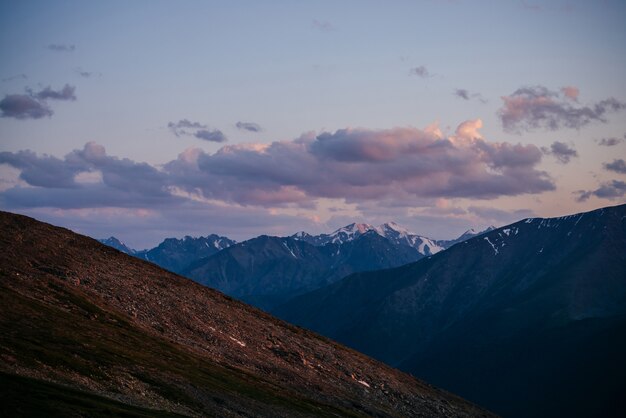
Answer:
1;1;626;248
6;201;622;250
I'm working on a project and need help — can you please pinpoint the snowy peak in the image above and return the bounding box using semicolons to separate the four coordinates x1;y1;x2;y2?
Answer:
291;221;445;256
377;222;410;235
98;236;136;255
328;222;375;243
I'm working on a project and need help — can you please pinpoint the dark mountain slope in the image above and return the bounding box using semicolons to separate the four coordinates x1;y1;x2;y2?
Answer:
0;211;492;417
134;234;236;274
275;204;626;418
183;232;422;311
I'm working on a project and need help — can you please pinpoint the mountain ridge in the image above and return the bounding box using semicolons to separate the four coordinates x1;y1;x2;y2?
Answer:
274;203;626;418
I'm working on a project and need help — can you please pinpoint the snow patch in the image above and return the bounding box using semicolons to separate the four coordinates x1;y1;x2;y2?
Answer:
282;242;297;258
484;237;499;255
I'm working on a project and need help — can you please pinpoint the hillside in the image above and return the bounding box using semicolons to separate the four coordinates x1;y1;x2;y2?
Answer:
0;211;493;417
275;204;626;418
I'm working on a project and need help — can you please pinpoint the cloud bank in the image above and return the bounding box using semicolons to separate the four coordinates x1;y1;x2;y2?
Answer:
0;120;555;214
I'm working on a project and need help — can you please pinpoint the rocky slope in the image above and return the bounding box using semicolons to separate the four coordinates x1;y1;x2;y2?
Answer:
275;204;626;418
0;211;493;417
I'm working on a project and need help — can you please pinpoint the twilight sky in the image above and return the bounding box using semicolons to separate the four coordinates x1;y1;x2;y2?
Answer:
1;0;625;248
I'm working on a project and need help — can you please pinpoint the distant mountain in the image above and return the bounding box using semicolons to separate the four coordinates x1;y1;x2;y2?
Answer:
0;211;493;417
135;234;236;274
292;222;448;256
100;234;236;274
275;204;626;418
183;231;423;311
98;236;136;255
435;226;496;248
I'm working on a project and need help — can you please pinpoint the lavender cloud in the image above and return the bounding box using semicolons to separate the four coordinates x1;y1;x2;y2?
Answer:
312;19;335;31
541;141;578;164
47;44;75;52
168;119;227;142
576;180;626;202
454;88;487;103
168;119;206;136
455;89;470;100
2;74;27;82
0;84;77;119
409;66;431;78
236;121;262;132
0;121;556;214
194;129;227;143
597;135;625;147
604;159;626;174
0;94;53;119
498;85;626;133
31;84;76;101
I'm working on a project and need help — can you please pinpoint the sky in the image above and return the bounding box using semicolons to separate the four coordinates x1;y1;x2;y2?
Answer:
1;0;625;248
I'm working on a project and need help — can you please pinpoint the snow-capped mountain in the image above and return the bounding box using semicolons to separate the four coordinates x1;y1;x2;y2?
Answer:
292;221;447;256
98;236;136;255
99;234;236;274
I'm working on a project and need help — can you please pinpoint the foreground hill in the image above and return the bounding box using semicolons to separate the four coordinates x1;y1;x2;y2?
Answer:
275;204;626;418
0;211;492;417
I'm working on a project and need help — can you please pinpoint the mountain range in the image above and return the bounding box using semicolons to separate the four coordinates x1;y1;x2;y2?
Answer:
0;211;493;417
100;223;492;310
274;204;626;418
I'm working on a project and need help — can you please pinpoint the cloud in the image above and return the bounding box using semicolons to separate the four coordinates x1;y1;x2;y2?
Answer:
561;86;579;101
603;159;626;174
498;85;626;133
597;135;625;147
31;84;76;101
236;121;262;132
0;84;77;119
194;129;227;143
2;74;27;82
168;119;227;142
312;19;335;31
0;122;556;223
47;44;75;52
0;94;53;119
74;68;100;78
454;88;487;103
409;66;432;78
0;142;174;208
576;180;626;202
168;119;206;136
541;141;578;164
455;89;470;100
